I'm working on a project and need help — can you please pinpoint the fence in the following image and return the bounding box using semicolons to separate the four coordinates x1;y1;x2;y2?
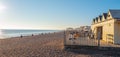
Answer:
64;30;120;50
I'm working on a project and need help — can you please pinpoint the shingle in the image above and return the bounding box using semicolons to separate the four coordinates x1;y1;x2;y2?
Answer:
93;18;95;22
93;18;95;23
109;10;120;19
96;17;98;22
99;15;102;21
103;13;107;19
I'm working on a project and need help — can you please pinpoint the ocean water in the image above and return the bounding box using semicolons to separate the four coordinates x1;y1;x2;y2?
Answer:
0;29;59;39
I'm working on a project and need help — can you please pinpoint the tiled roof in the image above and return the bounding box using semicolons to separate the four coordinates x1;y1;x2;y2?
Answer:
103;13;107;19
96;17;98;22
109;10;120;19
93;18;95;22
99;15;102;21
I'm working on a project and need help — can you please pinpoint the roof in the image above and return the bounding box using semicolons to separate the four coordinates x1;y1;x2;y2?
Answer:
99;15;102;21
92;18;95;23
109;10;120;19
96;17;98;22
103;13;107;19
93;18;95;22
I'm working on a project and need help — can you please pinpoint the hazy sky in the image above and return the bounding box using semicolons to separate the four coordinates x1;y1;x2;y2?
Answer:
0;0;120;30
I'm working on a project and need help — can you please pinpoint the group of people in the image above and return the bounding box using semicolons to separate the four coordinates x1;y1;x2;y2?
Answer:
68;31;80;40
67;30;94;40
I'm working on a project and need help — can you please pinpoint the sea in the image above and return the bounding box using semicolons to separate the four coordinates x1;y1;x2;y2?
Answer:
0;29;60;39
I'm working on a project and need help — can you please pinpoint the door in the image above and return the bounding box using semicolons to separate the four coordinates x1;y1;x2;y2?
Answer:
97;26;103;40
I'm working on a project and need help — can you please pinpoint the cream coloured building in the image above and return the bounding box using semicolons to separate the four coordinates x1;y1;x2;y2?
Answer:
91;10;120;44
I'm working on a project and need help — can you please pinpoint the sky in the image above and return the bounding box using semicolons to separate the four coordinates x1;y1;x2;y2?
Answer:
0;0;120;30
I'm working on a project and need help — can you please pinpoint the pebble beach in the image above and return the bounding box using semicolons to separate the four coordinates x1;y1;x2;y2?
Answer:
0;32;119;57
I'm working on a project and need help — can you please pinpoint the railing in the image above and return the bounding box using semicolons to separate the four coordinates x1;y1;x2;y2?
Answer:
64;31;120;50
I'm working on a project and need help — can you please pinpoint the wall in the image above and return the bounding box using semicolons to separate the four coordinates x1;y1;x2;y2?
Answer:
114;20;120;44
91;19;115;42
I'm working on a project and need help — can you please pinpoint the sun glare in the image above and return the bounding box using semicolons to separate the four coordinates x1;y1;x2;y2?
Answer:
0;5;6;12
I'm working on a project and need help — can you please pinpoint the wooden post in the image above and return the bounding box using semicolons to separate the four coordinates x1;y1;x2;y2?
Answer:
64;31;66;46
64;30;67;49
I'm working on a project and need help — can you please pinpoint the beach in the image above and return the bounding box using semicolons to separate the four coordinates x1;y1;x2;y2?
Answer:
0;32;119;57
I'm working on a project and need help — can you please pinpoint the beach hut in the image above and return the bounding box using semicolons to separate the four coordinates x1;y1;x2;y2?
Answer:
91;9;120;44
101;13;107;21
98;15;102;22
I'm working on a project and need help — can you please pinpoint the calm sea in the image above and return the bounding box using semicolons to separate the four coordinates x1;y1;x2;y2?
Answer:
0;29;60;39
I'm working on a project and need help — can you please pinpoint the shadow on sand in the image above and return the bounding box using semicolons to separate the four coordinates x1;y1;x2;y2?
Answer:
64;46;120;57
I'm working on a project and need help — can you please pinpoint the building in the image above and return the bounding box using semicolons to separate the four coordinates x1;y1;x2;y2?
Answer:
79;26;91;32
77;26;91;37
91;10;120;44
66;27;74;31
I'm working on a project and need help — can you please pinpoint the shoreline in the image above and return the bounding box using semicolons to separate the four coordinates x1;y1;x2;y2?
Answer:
0;29;61;39
0;31;62;39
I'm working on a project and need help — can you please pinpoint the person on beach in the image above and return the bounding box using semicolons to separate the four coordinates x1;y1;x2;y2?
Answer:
73;32;80;40
32;34;34;36
20;35;23;38
68;32;76;44
41;33;43;35
68;32;74;40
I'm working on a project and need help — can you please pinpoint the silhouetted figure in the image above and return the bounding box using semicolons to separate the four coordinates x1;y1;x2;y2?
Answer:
32;34;34;36
41;33;42;35
20;35;23;38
